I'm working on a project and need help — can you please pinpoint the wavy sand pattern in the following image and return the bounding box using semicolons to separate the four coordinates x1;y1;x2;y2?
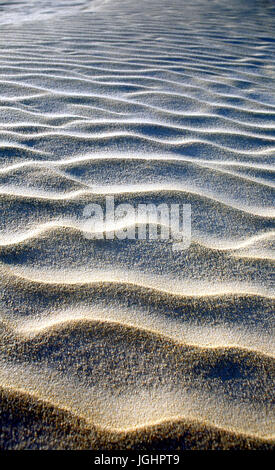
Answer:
0;0;274;450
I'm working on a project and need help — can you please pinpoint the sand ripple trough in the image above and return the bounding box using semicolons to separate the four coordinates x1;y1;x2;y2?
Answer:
0;0;274;449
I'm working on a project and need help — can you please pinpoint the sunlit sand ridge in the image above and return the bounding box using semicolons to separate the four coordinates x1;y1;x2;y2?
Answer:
0;0;274;449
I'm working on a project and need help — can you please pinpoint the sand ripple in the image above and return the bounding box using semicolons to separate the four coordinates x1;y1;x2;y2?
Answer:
0;0;274;449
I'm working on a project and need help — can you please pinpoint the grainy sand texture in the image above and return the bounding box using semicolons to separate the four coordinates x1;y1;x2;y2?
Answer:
0;0;274;450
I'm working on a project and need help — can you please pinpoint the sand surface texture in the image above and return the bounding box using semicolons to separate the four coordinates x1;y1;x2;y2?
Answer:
0;0;274;449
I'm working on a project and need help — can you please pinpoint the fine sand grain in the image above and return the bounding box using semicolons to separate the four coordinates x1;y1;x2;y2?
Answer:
0;0;274;450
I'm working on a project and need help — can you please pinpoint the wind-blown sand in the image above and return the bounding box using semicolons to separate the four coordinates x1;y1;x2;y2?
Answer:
0;0;274;450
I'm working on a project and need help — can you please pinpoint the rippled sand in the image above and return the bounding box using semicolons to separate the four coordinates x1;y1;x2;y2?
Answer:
0;0;274;450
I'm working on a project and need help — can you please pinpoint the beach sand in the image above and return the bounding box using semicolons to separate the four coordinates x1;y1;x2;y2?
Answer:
0;0;274;449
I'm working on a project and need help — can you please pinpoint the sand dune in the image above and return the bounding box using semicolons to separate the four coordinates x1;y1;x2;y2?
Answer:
0;321;274;437
1;386;273;450
0;0;274;450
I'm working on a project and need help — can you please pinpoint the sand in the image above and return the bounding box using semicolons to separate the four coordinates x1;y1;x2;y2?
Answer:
0;0;274;450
